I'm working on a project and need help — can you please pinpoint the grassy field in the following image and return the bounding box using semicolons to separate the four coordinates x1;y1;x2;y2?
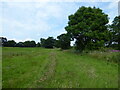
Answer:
0;47;2;89
2;47;118;88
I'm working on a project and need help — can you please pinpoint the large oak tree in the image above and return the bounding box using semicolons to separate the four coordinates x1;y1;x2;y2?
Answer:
65;6;109;51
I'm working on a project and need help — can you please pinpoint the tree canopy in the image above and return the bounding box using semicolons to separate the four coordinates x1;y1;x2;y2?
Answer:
5;40;16;47
23;41;36;47
109;16;120;49
57;34;71;49
36;42;41;47
65;6;109;51
0;37;7;47
0;37;37;47
40;37;56;48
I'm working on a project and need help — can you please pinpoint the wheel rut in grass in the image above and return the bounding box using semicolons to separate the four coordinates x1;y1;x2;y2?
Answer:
37;51;57;87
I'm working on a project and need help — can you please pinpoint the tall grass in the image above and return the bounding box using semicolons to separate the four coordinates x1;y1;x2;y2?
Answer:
2;47;118;88
87;49;120;63
0;47;2;89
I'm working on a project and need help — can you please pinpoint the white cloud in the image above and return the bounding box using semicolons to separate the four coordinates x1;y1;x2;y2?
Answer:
2;16;51;33
107;2;118;10
50;28;67;39
119;1;120;15
8;38;34;42
2;2;64;32
35;3;63;20
2;18;30;30
1;0;51;2
0;3;2;36
1;2;66;42
1;0;120;2
107;2;118;24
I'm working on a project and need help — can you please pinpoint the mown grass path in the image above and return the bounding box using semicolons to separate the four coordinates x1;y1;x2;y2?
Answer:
34;51;57;88
2;47;118;88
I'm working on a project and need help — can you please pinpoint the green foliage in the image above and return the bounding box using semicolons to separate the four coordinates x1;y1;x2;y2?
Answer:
109;16;120;50
40;37;56;48
40;38;46;47
65;6;109;51
54;40;60;48
36;42;41;47
0;37;7;47
5;40;16;47
0;37;37;47
44;37;55;48
57;34;71;49
23;41;36;47
15;42;24;47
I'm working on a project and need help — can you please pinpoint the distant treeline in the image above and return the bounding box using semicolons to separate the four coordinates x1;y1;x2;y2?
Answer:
1;6;120;51
0;34;71;49
0;38;37;47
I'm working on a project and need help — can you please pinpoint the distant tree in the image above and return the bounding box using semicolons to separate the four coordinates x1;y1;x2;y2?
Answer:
40;38;46;47
6;40;16;47
0;37;7;47
65;6;109;52
110;16;120;49
40;37;56;48
0;38;1;47
23;40;36;47
15;42;24;47
30;41;36;47
24;41;31;47
57;34;71;49
36;42;41;47
54;40;60;48
44;37;55;48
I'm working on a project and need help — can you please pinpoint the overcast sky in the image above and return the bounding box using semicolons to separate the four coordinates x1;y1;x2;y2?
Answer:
0;1;119;43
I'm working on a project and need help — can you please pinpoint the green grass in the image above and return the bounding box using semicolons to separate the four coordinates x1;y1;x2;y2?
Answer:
0;47;2;89
2;47;118;88
86;50;120;63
